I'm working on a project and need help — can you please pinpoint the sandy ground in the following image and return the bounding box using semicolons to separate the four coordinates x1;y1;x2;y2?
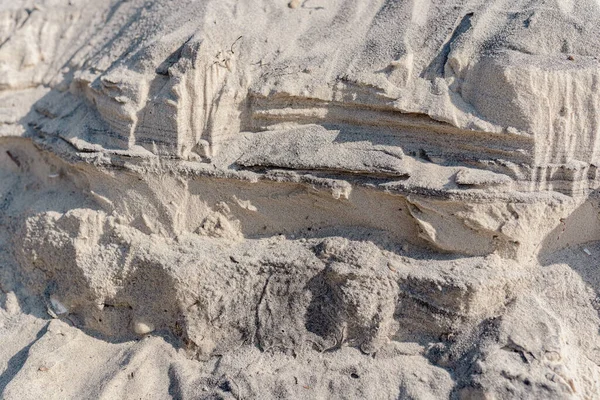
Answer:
3;0;600;398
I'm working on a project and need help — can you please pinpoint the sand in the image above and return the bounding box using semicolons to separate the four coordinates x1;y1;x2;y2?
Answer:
2;0;600;398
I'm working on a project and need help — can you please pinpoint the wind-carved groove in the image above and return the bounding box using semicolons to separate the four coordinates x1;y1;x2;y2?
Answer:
422;12;474;80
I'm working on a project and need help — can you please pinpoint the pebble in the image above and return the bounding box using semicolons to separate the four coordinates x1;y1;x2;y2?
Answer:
133;320;155;335
50;296;69;315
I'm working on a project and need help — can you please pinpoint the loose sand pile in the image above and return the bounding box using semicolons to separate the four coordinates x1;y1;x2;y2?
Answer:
3;0;600;398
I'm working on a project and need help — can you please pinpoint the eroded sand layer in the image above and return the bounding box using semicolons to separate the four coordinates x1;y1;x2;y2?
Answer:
3;1;600;399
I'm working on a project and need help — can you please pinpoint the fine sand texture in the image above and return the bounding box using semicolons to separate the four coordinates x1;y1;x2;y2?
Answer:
3;0;600;399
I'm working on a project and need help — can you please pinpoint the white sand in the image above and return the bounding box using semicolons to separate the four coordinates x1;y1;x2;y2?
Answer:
2;0;600;398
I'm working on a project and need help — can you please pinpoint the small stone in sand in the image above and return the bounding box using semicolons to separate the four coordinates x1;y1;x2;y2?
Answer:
133;321;155;335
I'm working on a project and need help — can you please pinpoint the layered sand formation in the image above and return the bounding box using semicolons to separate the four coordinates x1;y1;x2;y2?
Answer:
3;0;600;399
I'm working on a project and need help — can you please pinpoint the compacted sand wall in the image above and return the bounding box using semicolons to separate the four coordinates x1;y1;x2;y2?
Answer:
4;1;600;399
